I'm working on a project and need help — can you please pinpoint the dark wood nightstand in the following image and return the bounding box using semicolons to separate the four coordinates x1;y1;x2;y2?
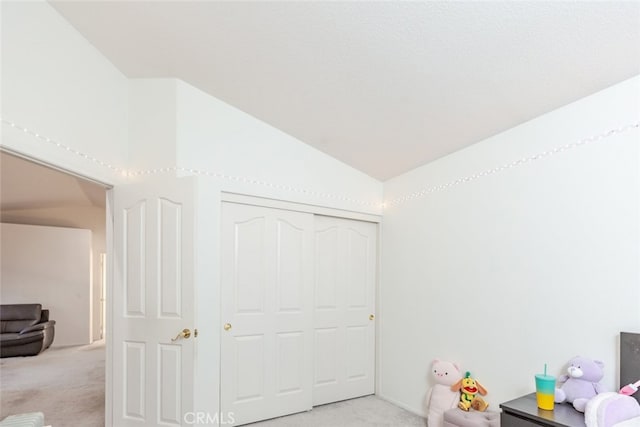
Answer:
500;393;586;427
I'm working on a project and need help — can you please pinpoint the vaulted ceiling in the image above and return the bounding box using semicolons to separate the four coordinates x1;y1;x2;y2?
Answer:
49;1;640;180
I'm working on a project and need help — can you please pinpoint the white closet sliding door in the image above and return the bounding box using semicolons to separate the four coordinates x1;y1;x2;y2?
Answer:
313;216;377;406
220;203;377;425
220;203;314;426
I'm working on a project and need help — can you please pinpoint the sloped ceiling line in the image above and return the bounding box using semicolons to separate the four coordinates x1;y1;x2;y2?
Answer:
49;0;640;180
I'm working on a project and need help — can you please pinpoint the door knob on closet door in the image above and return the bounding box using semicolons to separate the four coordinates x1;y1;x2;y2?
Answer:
369;314;375;321
224;323;232;331
171;328;191;341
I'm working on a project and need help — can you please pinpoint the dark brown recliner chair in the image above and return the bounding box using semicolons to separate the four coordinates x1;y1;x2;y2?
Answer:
0;304;56;357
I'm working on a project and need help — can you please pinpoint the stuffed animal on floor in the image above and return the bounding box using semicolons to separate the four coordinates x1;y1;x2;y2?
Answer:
555;356;605;412
451;371;489;411
425;359;463;427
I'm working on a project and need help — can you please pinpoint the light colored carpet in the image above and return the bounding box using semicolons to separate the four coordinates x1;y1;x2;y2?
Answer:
247;395;426;427
1;342;423;427
0;340;105;427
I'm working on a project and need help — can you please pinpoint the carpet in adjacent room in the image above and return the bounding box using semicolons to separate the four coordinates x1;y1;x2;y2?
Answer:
0;340;105;427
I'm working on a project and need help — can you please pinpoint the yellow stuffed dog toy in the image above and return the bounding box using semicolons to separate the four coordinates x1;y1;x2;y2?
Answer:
451;372;489;411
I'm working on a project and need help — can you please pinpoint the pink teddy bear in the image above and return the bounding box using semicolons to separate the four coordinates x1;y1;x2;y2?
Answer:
425;359;463;427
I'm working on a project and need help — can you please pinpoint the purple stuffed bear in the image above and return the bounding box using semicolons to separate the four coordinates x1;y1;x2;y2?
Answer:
555;356;605;412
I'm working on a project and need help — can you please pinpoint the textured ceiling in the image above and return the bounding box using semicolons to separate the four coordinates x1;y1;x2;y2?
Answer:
50;1;640;181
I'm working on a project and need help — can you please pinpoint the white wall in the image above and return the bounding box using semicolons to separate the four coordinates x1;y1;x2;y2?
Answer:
128;79;178;172
176;80;383;215
126;79;384;214
22;0;640;420
1;206;106;342
380;75;640;416
1;223;93;347
1;3;384;418
0;0;123;339
0;0;128;185
171;80;383;419
126;80;383;419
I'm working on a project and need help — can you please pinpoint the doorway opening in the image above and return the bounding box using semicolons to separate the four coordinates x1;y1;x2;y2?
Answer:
0;150;110;425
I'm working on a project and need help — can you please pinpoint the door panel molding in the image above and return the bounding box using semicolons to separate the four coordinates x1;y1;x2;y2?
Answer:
221;203;314;426
113;177;196;426
313;216;377;406
221;203;378;425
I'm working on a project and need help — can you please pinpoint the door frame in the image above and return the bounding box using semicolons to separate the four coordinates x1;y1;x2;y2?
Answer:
221;193;381;224
0;147;117;424
219;192;383;417
106;188;114;427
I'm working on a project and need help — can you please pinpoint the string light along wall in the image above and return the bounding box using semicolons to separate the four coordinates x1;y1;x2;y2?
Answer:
384;122;639;208
0;117;378;208
1;118;127;176
2;117;638;209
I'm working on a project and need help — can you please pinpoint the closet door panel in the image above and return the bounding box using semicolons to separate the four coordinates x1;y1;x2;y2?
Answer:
313;216;377;406
221;203;313;426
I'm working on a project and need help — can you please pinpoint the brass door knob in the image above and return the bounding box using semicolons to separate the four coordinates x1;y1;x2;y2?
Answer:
369;314;375;321
224;323;232;331
171;328;191;341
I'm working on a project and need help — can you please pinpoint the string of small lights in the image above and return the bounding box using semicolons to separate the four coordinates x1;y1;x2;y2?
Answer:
383;122;639;207
2;117;637;209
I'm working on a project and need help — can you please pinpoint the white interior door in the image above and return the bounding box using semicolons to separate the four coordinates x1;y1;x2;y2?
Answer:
112;177;195;426
221;202;314;426
313;216;377;406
